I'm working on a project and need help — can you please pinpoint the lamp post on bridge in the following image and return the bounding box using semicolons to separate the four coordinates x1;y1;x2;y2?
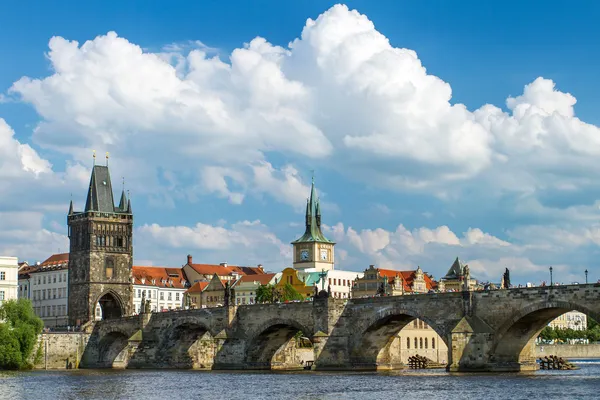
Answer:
585;269;588;284
549;266;553;287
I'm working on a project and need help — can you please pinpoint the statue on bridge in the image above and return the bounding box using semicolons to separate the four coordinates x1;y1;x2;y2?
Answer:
463;265;471;291
140;291;146;314
502;268;511;289
224;281;232;307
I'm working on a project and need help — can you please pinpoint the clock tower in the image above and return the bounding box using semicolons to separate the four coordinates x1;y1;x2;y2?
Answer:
291;177;335;271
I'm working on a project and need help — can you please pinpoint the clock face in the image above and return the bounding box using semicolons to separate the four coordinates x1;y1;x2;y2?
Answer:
300;250;309;261
320;249;328;261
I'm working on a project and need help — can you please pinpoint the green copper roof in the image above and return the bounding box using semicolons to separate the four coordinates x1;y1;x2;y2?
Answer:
443;257;465;279
291;178;334;244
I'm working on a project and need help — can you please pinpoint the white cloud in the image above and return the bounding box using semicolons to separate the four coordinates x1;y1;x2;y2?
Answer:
136;219;292;269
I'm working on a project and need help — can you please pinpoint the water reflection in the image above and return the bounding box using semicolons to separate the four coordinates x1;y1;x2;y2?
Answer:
1;362;599;400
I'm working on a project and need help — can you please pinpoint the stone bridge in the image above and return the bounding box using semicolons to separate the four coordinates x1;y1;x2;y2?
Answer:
80;284;600;372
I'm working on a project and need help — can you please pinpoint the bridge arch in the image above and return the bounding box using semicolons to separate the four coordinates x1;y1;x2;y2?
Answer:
349;308;448;370
158;319;215;369
491;300;600;370
245;318;314;370
96;290;125;320
97;329;131;368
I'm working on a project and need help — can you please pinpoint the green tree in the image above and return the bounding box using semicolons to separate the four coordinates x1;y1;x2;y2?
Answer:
0;299;43;370
255;284;275;303
281;283;304;301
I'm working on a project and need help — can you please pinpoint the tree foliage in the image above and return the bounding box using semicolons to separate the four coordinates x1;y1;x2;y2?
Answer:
0;299;44;370
281;283;305;301
255;284;275;303
538;319;600;343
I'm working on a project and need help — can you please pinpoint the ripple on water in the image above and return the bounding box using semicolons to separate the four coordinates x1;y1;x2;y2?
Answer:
0;363;599;400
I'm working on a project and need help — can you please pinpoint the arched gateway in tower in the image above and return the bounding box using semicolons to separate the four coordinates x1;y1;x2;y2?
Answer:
67;160;134;327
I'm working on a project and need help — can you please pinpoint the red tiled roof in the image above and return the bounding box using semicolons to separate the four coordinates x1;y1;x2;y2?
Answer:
40;253;69;266
238;273;276;285
185;281;209;294
376;268;437;292
187;263;265;277
188;263;234;275
132;266;187;289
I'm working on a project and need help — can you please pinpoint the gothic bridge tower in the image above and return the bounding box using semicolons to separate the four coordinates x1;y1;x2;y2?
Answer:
67;157;133;326
291;177;335;271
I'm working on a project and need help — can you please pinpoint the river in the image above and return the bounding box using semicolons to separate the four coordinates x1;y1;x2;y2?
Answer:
1;360;599;400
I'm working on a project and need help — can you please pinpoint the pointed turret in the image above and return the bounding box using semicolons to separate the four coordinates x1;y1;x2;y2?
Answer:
127;198;132;214
305;198;311;227
68;200;74;216
118;189;127;211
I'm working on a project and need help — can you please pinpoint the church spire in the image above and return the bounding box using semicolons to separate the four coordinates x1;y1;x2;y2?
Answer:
291;174;334;245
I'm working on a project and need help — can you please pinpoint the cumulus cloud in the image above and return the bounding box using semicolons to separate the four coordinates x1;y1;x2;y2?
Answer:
4;4;600;279
136;219;292;268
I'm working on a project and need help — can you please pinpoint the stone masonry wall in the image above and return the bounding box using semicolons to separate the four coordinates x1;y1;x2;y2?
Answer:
536;344;600;359
32;333;90;369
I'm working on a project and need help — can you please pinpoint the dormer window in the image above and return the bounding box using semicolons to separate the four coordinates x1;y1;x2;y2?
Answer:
141;278;145;284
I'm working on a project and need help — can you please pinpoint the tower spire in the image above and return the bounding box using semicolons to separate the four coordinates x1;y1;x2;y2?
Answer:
68;197;74;216
118;177;127;211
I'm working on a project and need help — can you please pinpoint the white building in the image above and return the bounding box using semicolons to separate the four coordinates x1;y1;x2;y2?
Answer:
131;266;188;313
27;254;70;328
549;311;588;331
234;273;280;305
0;256;19;305
301;268;364;299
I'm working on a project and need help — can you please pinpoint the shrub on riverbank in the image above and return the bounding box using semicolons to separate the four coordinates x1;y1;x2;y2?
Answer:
0;299;43;370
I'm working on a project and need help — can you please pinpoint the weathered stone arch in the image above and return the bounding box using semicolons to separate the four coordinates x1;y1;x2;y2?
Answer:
156;319;216;369
96;290;125;320
349;307;448;370
244;317;314;370
491;300;600;370
97;330;130;368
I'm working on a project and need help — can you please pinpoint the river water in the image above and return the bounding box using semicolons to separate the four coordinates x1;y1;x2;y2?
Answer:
1;360;599;400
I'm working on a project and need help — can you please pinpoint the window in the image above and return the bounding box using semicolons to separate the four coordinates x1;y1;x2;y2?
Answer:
52;305;56;316
425;338;428;349
160;292;164;300
0;291;4;300
413;320;418;328
432;338;436;349
43;290;46;300
168;292;172;301
53;288;57;299
105;258;114;279
59;274;62;283
0;271;5;280
407;337;410;349
43;276;46;284
53;275;56;283
176;293;180;301
414;338;418;348
419;338;423;349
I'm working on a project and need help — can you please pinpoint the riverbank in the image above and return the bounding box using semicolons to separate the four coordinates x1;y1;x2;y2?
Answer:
535;343;600;359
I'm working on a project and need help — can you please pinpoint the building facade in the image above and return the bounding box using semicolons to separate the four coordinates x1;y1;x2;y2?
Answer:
131;266;188;313
395;318;449;364
548;311;588;331
0;256;19;306
234;273;278;305
352;265;435;298
182;254;264;284
438;257;479;292
67;162;134;326
291;179;335;272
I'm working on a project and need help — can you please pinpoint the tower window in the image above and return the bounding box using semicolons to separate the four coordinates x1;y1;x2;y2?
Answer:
105;258;114;279
116;237;123;247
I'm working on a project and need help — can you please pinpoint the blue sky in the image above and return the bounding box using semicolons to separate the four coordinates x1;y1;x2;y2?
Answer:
2;1;600;285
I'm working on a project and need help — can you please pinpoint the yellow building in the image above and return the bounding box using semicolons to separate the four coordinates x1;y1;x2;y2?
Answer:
275;268;314;299
395;319;448;365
